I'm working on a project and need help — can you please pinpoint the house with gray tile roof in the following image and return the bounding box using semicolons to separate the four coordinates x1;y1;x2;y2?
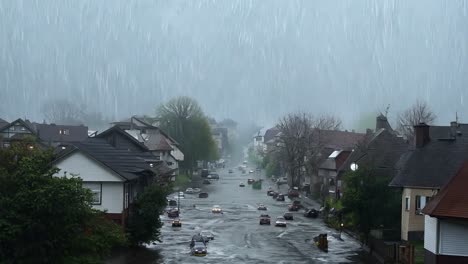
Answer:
389;121;468;241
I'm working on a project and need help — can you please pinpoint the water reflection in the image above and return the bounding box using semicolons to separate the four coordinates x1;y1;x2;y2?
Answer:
105;246;163;264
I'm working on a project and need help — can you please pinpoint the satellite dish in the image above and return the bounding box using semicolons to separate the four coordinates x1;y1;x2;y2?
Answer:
350;163;358;171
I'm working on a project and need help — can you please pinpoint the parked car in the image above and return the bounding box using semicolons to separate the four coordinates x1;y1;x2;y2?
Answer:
167;209;179;218
192;188;201;193
167;199;177;207
199;192;209;198
283;212;294;220
288;189;300;198
249;170;254;174
292;200;302;208
172;219;182;227
191;242;207;256
239;182;245;187
304;209;319;218
200;231;214;241
272;192;279;199
275;217;287;227
212;205;223;214
179;192;185;198
185;188;194;194
259;214;271;225
276;194;285;201
267;190;275;196
201;169;209;178
203;179;211;185
276;177;288;184
190;234;206;247
257;204;267;210
247;179;255;184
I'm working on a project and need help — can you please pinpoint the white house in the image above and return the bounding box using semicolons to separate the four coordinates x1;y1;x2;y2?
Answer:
53;138;155;226
422;162;468;264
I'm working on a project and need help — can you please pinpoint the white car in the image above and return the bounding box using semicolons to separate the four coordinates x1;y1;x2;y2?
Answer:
185;188;194;194
179;191;185;197
275;217;287;227
200;230;214;241
212;205;223;213
192;188;201;193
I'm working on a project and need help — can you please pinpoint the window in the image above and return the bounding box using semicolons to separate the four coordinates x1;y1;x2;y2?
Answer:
405;197;410;211
59;129;70;135
415;195;430;215
3;142;10;148
83;183;102;205
167;162;173;166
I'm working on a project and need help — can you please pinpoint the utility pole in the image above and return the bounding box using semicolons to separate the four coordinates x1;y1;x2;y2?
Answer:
177;189;180;212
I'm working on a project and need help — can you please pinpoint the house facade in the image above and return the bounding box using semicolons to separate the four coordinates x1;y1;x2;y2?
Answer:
423;162;468;263
390;121;468;241
318;150;351;200
0;118;37;148
53;138;155;226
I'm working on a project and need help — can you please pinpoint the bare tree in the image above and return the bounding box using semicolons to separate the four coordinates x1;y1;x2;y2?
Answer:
41;99;84;125
396;100;436;143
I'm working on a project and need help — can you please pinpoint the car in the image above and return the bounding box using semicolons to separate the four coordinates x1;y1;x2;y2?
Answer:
200;230;214;241
198;192;209;198
256;167;261;172
212;205;222;213
276;177;288;184
191;242;207;256
192;188;201;193
288;204;300;211
167;199;177;207
201;169;209;178
247;179;255;184
288;189;300;198
272;192;279;199
292;200;302;208
249;170;254;174
257;204;267;210
179;192;185;198
283;212;294;220
185;188;194;194
190;234;206;247
172;219;182;227
167;209;179;218
304;209;319;218
208;173;219;180
228;169;233;173
203;179;211;185
276;194;285;201
267;190;275;196
275;217;287;227
259;214;271;225
239;182;245;187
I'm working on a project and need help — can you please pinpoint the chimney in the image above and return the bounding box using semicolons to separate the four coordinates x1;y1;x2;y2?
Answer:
414;123;430;148
376;114;391;131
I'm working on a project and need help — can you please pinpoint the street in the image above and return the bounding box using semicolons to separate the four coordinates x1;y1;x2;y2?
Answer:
107;167;369;264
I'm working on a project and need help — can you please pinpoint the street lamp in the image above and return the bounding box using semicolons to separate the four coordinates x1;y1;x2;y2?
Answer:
340;222;344;238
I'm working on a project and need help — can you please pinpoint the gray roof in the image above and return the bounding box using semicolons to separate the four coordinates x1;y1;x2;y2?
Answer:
390;123;468;189
34;123;88;143
0;118;8;129
55;138;154;181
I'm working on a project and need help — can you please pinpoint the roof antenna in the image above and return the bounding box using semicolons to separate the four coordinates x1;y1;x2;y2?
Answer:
384;104;390;117
456;112;459;123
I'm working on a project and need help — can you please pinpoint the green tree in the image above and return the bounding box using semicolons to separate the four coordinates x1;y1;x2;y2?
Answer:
157;96;219;171
126;185;168;246
0;140;126;264
341;166;401;243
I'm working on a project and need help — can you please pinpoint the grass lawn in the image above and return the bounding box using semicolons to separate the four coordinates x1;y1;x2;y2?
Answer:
412;241;424;264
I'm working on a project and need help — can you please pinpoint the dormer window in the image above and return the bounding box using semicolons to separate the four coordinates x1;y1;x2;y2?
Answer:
20;127;26;131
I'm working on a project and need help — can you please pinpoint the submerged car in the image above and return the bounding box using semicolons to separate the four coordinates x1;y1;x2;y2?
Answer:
288;204;300;212
239;182;245;187
283;212;294;220
275;217;287;227
207;174;219;180
276;194;285;201
249;170;254;174
259;214;271;225
172;219;182;227
203;179;211;185
212;205;223;213
167;209;179;218
200;230;214;241
190;234;206;247
185;188;194;194
267;190;275;196
257;204;267;210
247;179;255;184
192;188;201;193
288;189;300;198
191;242;207;256
198;192;209;198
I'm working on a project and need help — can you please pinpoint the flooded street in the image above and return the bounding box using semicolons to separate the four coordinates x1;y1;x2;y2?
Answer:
107;166;370;264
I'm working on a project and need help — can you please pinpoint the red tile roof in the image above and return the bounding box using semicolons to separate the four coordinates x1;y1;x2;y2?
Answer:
423;161;468;219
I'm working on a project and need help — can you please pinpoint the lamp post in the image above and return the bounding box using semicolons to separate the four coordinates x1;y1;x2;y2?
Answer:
177;188;180;213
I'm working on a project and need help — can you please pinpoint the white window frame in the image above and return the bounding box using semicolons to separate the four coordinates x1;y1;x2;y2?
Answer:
83;182;102;205
405;196;410;211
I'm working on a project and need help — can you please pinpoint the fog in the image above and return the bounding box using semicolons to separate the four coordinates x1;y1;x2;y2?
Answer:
1;1;467;128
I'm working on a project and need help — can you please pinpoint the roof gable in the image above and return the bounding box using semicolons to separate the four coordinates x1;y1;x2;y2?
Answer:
34;123;88;143
0;118;36;134
97;126;149;151
423;161;468;219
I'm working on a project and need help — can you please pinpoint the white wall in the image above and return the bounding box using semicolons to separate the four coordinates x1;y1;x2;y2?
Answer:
54;151;125;214
440;219;468;256
424;215;438;254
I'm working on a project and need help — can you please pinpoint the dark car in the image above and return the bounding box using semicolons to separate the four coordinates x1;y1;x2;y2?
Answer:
190;234;207;248
259;214;271;225
304;209;319;218
257;204;267;210
292;200;302;208
288;189;300;198
267;190;275;196
203;179;211;185
239;182;245;187
208;173;219;180
276;194;285;201
198;192;209;198
191;242;207;256
172;219;182;227
272;192;279;199
167;209;179;218
283;212;294;220
168;199;177;207
201;169;209;178
247;179;255;184
288;204;300;212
